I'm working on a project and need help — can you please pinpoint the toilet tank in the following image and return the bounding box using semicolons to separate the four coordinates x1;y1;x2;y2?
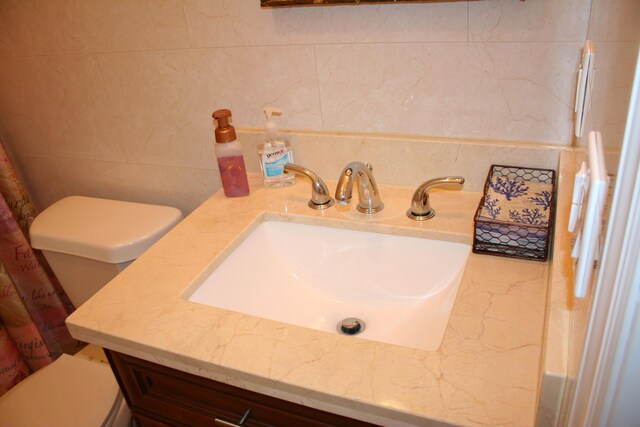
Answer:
30;196;183;308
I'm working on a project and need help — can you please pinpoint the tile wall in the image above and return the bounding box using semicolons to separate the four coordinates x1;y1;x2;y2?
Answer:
0;0;590;213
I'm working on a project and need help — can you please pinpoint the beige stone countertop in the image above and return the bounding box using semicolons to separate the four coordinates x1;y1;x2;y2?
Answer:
66;175;549;427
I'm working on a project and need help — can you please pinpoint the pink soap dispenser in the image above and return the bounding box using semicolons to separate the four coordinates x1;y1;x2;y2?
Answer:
212;109;250;197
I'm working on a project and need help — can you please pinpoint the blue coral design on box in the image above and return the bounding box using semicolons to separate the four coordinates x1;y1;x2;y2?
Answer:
483;194;502;219
490;176;530;201
508;208;548;225
528;191;552;211
481;173;554;226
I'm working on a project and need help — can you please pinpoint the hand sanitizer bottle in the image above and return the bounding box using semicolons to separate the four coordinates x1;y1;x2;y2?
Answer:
257;107;295;188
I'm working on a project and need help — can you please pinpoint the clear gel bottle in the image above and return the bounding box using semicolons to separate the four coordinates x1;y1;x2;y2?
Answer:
257;107;295;188
212;109;250;197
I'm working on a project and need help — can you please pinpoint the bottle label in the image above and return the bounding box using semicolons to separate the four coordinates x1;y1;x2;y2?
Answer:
262;145;293;178
217;155;250;197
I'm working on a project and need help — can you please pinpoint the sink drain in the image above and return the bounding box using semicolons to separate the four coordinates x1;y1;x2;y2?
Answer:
337;318;365;336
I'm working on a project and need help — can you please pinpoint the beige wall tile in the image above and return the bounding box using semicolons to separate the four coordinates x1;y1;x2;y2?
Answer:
8;154;68;211
194;45;323;130
469;0;591;42
589;0;640;42
97;50;216;170
0;54;127;161
0;0;190;55
580;42;639;152
316;42;580;144
55;157;221;214
183;0;467;48
0;15;14;56
97;45;321;168
0;56;54;157
578;0;640;155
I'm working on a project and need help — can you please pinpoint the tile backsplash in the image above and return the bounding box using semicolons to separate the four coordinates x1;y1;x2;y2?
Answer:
0;0;589;213
239;130;562;193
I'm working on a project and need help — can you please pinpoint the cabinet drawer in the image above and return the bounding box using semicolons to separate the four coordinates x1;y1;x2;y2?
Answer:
133;413;172;427
106;350;376;427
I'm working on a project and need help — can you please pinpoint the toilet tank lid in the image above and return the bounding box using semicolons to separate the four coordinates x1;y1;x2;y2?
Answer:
30;196;183;264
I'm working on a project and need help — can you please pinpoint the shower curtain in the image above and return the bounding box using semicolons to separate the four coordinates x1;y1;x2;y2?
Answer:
0;141;80;396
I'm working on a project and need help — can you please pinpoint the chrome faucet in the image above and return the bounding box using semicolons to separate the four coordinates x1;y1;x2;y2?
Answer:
407;176;465;221
283;163;334;210
334;162;384;214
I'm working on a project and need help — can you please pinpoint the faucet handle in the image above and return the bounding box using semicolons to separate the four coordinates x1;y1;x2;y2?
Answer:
283;163;334;210
407;176;465;221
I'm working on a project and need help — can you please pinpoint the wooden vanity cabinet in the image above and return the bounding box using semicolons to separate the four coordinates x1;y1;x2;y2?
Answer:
105;350;378;427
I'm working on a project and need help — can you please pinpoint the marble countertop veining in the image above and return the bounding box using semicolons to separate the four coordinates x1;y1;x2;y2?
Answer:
66;175;549;427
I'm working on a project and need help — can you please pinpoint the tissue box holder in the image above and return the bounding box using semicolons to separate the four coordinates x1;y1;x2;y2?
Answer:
473;165;556;261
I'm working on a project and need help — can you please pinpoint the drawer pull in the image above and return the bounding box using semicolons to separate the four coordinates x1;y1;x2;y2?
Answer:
214;409;252;426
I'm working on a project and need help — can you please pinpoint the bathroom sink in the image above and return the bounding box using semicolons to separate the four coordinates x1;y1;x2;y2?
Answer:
187;220;470;351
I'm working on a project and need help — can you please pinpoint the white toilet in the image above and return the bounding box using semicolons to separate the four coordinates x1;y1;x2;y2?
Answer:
0;196;183;427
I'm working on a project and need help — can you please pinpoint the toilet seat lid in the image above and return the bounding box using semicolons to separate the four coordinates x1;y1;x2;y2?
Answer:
0;354;122;427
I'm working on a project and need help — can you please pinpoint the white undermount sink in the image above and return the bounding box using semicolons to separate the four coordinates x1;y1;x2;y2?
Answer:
187;220;470;351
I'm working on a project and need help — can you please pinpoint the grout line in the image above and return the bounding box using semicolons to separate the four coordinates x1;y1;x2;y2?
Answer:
46;152;221;172
180;0;194;50
312;45;325;131
467;1;470;43
0;40;584;60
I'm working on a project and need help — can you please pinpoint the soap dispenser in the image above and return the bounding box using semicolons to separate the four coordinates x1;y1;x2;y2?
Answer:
257;107;295;188
212;109;250;197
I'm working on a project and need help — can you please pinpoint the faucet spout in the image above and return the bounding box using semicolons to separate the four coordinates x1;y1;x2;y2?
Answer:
407;176;465;221
335;162;384;214
283;163;334;210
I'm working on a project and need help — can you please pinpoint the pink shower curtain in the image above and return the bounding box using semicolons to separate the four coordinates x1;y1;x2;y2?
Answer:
0;141;80;396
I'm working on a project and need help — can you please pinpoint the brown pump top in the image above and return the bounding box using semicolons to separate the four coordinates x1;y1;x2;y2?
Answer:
212;109;237;143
